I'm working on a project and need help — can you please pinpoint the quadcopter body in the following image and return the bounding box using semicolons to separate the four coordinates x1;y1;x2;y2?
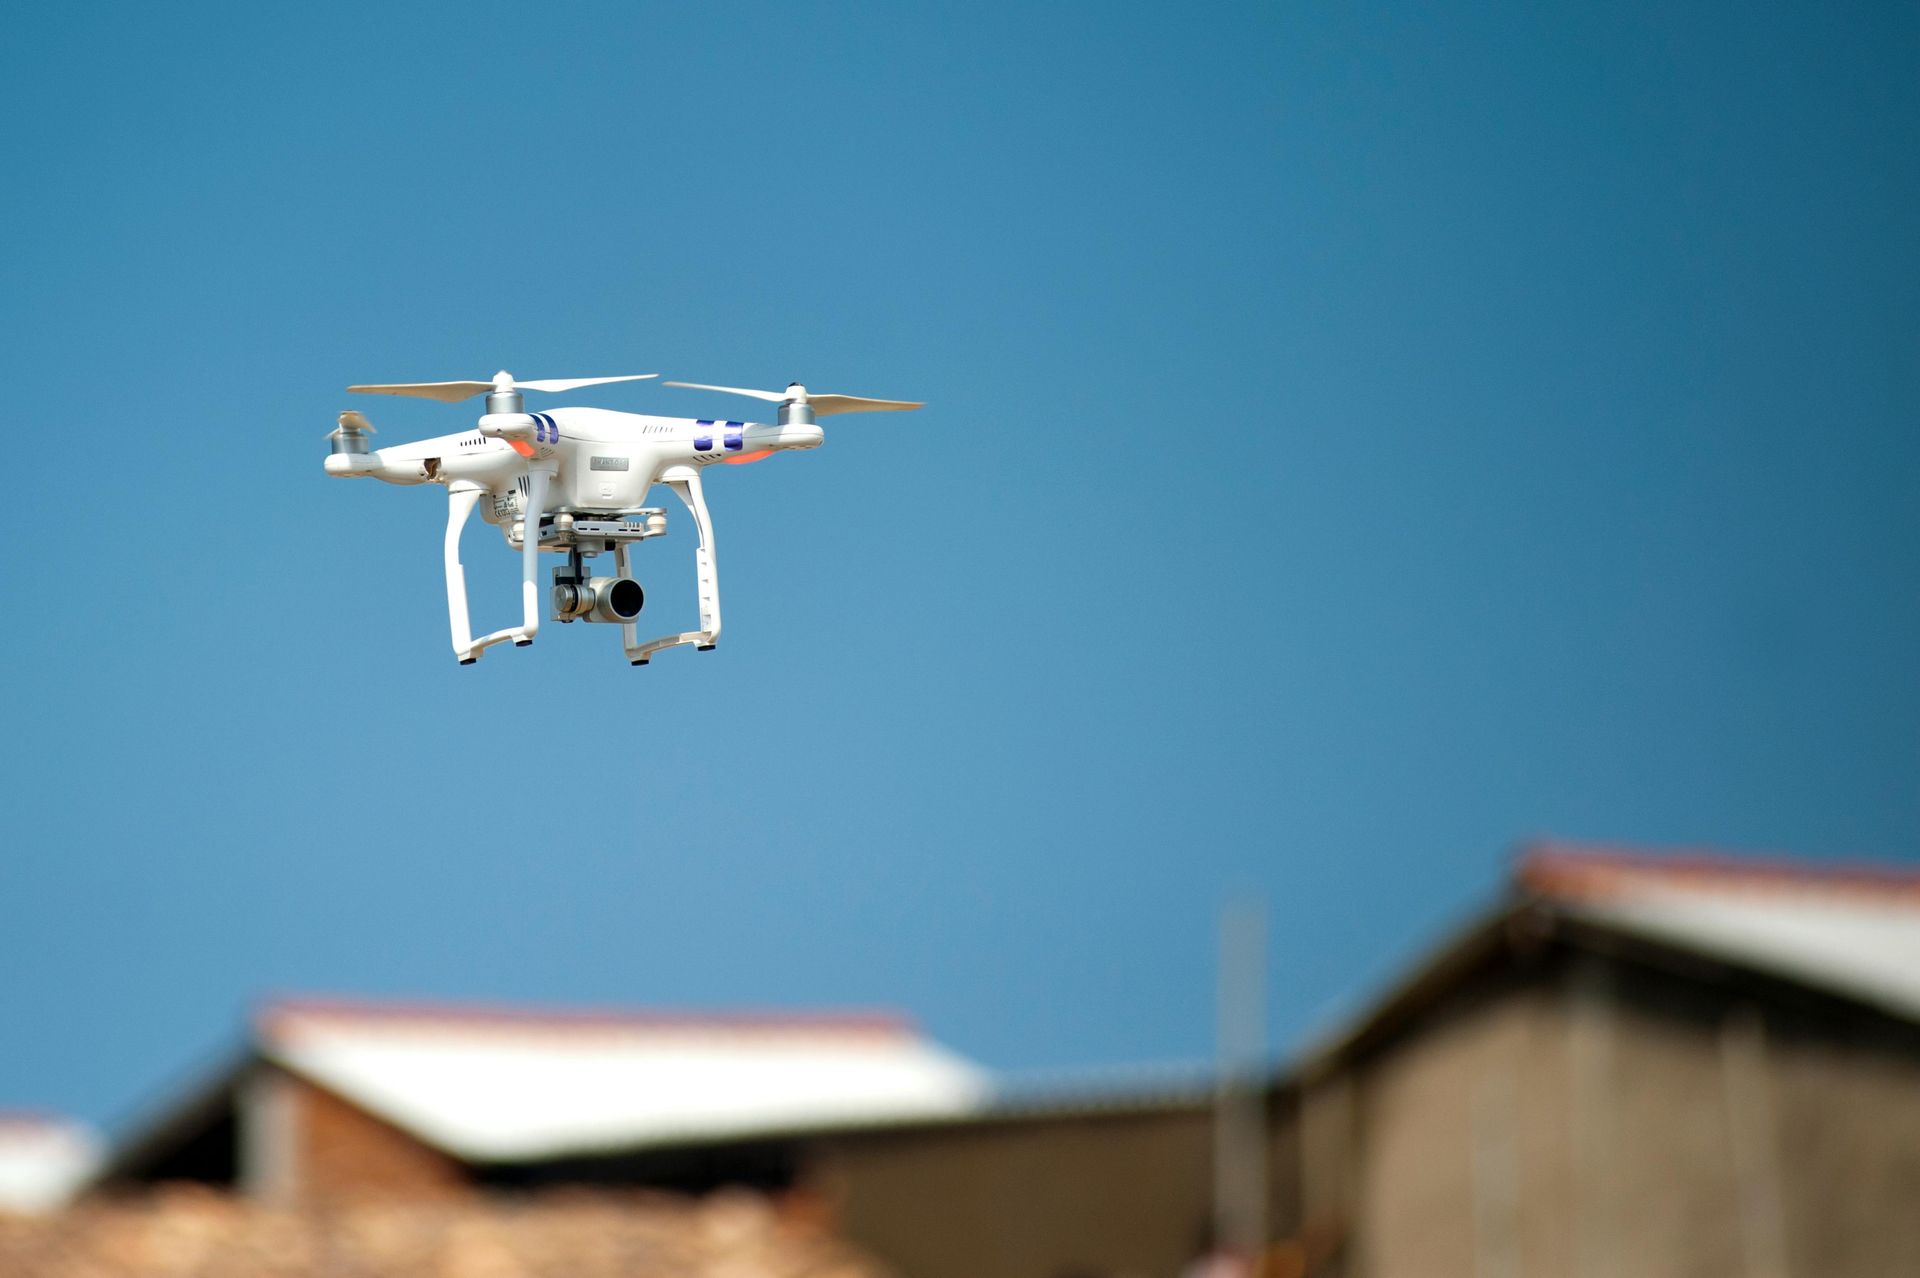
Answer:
324;371;920;665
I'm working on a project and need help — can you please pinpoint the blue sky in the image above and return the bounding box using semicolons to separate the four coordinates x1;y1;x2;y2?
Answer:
2;1;1915;1130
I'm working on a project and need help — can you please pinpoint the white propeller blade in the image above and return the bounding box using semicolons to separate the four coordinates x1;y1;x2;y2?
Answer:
664;381;789;403
807;394;925;415
325;410;377;438
348;380;492;402
347;373;659;402
513;374;659;393
665;381;924;415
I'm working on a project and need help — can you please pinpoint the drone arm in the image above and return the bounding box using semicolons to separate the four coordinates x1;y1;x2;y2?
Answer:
624;467;722;664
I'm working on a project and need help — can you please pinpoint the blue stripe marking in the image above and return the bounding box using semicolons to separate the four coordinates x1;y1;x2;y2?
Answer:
724;422;744;451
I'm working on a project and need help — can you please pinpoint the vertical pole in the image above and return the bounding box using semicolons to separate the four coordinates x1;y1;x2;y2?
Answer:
1216;901;1268;1265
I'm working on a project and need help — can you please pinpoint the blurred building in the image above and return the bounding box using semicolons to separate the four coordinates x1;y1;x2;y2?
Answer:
87;842;1920;1278
1284;842;1920;1277
786;843;1920;1278
97;999;988;1201
0;1113;98;1214
0;1185;889;1277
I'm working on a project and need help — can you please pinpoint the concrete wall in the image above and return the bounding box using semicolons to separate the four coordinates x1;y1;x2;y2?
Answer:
818;1105;1221;1278
1317;946;1920;1278
1726;988;1920;1276
750;942;1920;1278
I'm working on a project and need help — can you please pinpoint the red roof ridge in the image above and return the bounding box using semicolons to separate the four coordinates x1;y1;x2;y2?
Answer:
1515;838;1920;903
254;994;921;1042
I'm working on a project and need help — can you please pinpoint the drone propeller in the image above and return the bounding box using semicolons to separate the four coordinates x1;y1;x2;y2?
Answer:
347;371;659;403
327;409;380;460
326;410;377;439
665;381;924;417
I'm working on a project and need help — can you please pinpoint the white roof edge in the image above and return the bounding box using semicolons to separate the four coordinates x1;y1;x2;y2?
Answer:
262;1032;994;1164
1559;894;1920;1022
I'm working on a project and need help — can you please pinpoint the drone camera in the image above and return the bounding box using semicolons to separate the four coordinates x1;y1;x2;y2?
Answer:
552;574;645;624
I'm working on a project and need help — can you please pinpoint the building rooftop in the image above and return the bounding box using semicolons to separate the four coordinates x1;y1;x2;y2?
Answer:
258;996;990;1162
1518;840;1920;1020
1292;839;1920;1080
104;996;991;1174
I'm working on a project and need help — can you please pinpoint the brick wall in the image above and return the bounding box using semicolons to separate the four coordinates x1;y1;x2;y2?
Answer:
242;1068;469;1203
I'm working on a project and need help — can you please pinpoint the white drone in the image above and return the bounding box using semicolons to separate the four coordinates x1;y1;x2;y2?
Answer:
324;370;922;665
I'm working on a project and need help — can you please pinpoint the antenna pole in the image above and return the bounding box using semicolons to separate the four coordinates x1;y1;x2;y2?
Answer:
1215;900;1268;1266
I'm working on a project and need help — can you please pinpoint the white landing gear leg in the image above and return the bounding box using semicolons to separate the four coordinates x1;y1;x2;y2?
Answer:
513;467;551;647
450;469;553;664
444;482;483;664
615;540;645;659
626;467;722;666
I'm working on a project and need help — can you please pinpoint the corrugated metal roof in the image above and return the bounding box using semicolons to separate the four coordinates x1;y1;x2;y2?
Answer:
257;999;991;1162
1291;842;1920;1081
1519;841;1920;1020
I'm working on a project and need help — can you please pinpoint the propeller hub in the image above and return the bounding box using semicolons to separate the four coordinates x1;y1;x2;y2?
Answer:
329;411;376;455
488;372;524;415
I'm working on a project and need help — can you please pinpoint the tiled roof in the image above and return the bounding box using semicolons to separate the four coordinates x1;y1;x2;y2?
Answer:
0;1186;886;1276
